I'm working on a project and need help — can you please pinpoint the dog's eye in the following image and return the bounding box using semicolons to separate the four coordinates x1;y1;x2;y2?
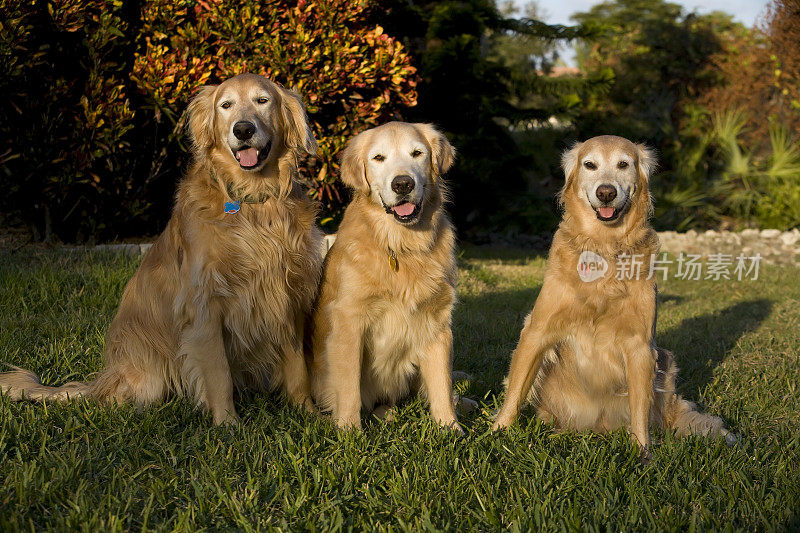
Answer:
583;161;597;170
257;97;269;104
220;101;232;109
411;149;423;158
372;154;385;162
617;161;629;169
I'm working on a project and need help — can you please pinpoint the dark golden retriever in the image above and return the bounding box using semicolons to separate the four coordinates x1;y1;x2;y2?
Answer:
0;74;322;424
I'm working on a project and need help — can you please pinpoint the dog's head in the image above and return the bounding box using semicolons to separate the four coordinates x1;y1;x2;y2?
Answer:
187;73;317;173
339;122;455;226
560;135;655;226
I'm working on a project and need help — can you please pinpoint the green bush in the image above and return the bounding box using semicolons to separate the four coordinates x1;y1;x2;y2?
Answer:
651;108;800;231
0;0;138;241
0;0;417;241
374;0;605;237
712;110;800;229
572;0;800;231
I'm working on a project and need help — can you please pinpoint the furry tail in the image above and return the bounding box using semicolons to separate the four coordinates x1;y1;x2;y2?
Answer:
0;366;92;401
666;396;738;445
653;348;739;446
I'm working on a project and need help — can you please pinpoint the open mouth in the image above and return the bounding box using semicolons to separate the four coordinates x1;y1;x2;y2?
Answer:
232;142;271;170
594;197;631;222
594;206;619;221
386;201;421;224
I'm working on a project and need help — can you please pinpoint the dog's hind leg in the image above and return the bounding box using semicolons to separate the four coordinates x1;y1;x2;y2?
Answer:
372;403;397;422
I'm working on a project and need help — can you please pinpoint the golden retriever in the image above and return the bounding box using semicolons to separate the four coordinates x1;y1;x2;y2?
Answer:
493;135;735;452
0;74;322;424
309;122;463;430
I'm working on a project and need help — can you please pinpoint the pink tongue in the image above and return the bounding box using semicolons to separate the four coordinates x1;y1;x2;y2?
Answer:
392;202;416;217
236;148;259;167
597;207;615;218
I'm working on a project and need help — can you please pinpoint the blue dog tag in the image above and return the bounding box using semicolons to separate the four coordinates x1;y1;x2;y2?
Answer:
224;201;240;214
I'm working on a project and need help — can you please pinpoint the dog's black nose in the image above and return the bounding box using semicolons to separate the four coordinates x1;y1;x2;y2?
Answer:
596;184;617;203
233;121;256;141
391;175;415;195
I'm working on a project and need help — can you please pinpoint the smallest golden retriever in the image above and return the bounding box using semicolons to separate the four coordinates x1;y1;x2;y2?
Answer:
493;135;735;453
310;122;462;430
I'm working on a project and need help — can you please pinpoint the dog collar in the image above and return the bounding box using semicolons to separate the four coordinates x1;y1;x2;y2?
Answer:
210;169;270;210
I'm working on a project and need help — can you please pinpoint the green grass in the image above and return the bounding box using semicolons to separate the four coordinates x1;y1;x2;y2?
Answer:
1;248;799;531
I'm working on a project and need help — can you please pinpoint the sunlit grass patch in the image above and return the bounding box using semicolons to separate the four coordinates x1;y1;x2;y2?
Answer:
1;248;798;530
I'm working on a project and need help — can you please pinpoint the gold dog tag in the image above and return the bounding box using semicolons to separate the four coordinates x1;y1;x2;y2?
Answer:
387;249;399;272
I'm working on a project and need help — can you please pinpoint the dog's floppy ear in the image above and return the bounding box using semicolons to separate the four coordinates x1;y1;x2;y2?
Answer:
187;85;218;154
635;143;657;182
280;87;318;156
339;132;370;193
558;141;583;207
560;141;583;182
417;123;456;176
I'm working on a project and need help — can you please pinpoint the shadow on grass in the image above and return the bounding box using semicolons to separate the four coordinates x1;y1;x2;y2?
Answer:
458;245;547;264
455;281;774;406
658;294;684;305
657;299;773;398
452;284;541;388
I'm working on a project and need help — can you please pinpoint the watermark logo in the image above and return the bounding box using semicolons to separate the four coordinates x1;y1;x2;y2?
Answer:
578;251;609;282
578;251;762;282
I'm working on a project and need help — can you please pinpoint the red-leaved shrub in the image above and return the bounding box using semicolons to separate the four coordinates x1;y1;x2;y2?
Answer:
0;0;418;240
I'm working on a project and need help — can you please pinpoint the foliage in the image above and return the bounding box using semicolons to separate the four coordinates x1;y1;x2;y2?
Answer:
569;0;800;231
375;0;608;235
2;248;800;529
647;107;800;231
0;0;138;241
712;110;800;229
0;0;417;241
571;0;742;145
698;0;800;151
133;0;418;227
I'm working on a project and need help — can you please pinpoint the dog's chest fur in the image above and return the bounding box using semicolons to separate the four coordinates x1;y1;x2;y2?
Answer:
319;213;456;406
366;246;454;342
361;246;455;403
542;229;658;394
181;190;322;377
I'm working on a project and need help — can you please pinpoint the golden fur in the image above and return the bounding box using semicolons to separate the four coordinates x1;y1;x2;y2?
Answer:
493;135;734;450
310;122;462;430
0;74;323;424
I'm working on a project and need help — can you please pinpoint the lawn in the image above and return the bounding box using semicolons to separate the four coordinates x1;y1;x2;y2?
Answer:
1;248;799;531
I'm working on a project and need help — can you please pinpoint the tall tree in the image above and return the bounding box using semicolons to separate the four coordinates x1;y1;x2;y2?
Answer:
375;0;607;234
699;0;800;150
571;0;742;146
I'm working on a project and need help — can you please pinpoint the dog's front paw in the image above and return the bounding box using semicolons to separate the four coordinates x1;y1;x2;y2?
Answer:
638;444;652;465
492;409;516;431
334;414;362;431
438;418;465;435
213;410;241;426
300;396;316;414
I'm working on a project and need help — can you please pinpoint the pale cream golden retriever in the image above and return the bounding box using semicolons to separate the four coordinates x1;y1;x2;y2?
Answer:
310;122;462;430
493;135;735;452
0;74;322;424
